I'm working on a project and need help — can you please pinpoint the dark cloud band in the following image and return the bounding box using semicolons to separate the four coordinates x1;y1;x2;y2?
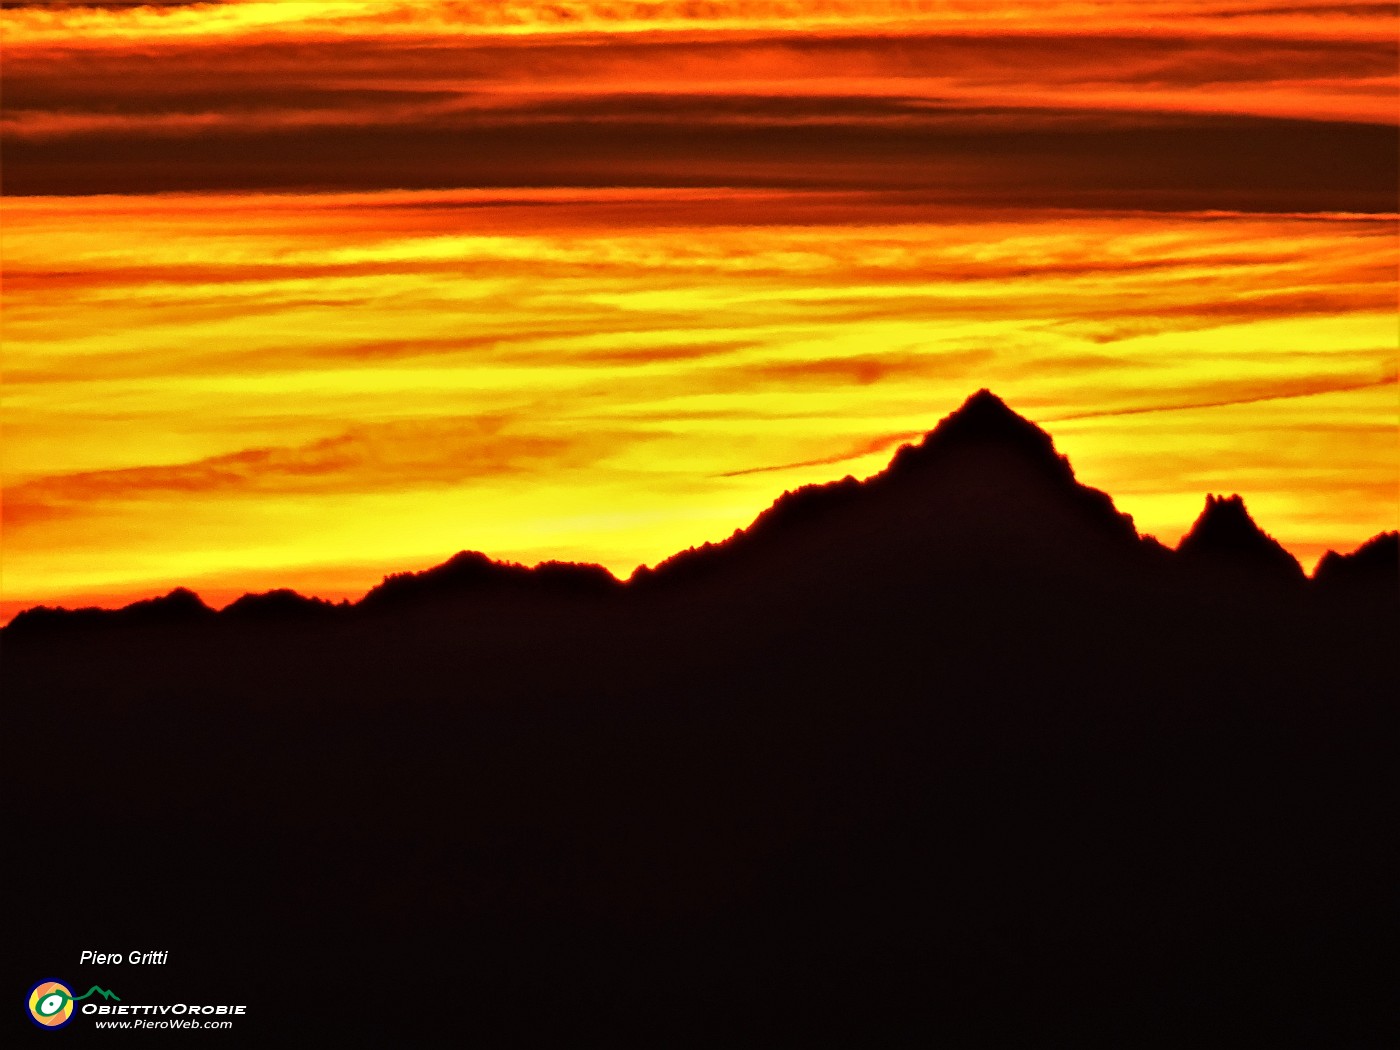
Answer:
6;103;1393;214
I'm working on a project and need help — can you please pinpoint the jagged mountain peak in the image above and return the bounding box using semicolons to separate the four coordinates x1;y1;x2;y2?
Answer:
1177;493;1304;582
639;391;1139;587
1181;494;1269;547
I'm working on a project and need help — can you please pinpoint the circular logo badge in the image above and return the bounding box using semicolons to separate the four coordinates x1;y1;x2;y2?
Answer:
28;980;76;1029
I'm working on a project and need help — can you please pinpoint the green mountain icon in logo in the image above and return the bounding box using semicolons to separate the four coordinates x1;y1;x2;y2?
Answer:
73;986;121;1002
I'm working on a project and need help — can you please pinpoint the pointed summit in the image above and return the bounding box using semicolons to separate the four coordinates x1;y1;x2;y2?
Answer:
925;389;1056;452
885;388;1068;483
942;388;1028;426
1177;494;1303;584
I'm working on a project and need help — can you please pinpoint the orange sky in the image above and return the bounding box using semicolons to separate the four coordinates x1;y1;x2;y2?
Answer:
1;0;1396;620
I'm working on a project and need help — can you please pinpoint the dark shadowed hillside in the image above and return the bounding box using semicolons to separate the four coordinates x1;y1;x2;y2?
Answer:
1314;530;1400;603
4;392;1395;1046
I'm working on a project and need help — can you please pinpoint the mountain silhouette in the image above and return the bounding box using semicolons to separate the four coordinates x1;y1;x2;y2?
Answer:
221;588;344;621
1176;493;1305;586
6;584;216;631
635;389;1145;594
1314;530;1399;602
361;550;620;610
6;390;1381;635
3;392;1394;1046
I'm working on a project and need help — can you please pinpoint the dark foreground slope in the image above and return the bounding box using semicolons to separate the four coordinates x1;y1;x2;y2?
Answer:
5;393;1396;1046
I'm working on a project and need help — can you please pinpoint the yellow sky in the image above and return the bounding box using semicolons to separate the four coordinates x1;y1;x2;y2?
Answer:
1;1;1396;618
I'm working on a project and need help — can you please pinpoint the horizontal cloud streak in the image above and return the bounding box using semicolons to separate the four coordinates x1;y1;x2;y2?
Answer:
6;109;1395;212
3;1;1396;44
4;2;1395;197
4;415;612;527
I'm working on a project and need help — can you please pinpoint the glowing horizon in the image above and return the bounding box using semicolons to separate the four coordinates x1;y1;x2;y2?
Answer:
1;0;1396;621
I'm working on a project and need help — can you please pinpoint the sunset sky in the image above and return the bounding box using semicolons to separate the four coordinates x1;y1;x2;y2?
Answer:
2;0;1396;619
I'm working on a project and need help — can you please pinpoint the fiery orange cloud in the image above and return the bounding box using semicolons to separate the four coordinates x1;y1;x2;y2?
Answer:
0;1;1395;621
3;2;1397;45
4;0;1396;198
